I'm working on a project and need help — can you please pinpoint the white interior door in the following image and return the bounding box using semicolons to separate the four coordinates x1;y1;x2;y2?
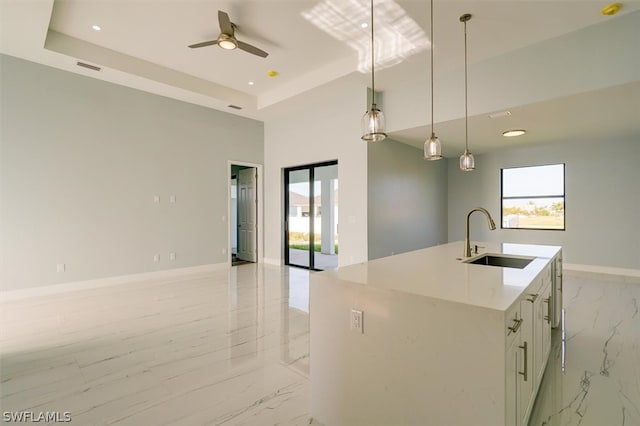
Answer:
238;168;257;262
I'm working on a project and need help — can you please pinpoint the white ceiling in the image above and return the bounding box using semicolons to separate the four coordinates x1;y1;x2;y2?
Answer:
389;81;640;156
1;0;639;153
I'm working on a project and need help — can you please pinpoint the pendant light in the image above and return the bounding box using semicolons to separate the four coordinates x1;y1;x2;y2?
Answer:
424;0;442;160
361;0;387;142
459;13;474;172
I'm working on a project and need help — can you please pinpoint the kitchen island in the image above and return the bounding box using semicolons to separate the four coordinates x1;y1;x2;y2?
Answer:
309;241;562;426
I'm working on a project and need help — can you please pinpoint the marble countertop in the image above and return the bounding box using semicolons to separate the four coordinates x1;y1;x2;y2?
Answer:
315;241;561;312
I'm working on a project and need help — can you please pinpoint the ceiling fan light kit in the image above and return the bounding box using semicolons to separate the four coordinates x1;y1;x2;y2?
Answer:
361;0;387;142
217;33;237;50
188;10;268;58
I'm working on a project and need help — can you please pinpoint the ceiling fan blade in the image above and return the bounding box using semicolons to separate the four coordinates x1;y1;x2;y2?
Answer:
188;40;218;49
218;10;234;35
237;40;268;58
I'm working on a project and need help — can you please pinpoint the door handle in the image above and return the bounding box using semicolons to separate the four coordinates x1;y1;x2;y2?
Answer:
508;318;522;334
518;341;528;382
544;297;551;324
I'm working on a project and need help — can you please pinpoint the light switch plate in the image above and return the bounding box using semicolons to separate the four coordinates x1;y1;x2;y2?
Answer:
350;309;363;333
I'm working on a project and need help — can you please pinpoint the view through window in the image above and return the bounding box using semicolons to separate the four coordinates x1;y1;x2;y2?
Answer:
501;164;565;230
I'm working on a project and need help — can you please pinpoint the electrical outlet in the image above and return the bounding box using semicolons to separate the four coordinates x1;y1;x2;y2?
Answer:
56;263;65;273
222;248;227;255
153;195;160;203
350;309;363;333
169;252;176;261
153;254;160;263
169;195;176;203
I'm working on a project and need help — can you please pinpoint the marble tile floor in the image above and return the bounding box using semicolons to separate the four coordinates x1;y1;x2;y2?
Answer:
1;265;313;425
1;265;638;425
528;271;640;426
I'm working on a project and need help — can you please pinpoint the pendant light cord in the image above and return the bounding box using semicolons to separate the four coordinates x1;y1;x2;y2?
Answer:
370;0;375;107
430;0;434;137
463;17;468;152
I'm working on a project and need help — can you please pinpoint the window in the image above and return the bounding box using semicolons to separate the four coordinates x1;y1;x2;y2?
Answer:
501;164;565;230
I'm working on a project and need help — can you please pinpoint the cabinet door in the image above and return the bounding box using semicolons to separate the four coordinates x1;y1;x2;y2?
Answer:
534;282;553;385
506;339;520;426
551;252;563;329
534;289;544;384
541;284;552;366
519;299;534;425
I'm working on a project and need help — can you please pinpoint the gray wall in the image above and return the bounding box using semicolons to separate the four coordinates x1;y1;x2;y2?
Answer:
368;138;448;260
0;55;263;291
447;138;640;270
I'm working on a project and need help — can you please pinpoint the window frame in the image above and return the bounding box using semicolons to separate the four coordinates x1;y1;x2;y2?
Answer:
500;163;566;231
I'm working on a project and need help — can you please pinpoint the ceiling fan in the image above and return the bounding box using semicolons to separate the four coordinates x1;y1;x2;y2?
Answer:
188;10;269;58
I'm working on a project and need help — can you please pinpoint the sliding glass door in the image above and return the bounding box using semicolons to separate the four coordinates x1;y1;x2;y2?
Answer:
284;161;338;271
286;168;311;268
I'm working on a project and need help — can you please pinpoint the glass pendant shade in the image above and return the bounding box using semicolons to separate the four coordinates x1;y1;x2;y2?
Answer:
361;0;386;143
361;104;387;142
424;0;443;161
459;150;475;171
424;134;442;160
459;13;475;172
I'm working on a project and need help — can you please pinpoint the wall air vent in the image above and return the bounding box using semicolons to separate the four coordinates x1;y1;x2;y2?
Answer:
228;104;243;110
76;61;101;71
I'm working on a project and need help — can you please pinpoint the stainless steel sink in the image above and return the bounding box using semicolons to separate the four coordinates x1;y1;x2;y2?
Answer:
464;254;535;269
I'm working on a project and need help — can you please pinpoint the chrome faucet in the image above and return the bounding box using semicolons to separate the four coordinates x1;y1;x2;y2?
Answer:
465;207;496;257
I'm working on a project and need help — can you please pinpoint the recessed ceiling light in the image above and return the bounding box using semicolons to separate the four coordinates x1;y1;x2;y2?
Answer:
248;81;255;86
91;24;102;31
360;22;369;29
503;129;527;137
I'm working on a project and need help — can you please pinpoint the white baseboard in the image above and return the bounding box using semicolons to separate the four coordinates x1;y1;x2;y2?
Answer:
263;257;282;266
0;263;229;302
564;263;640;279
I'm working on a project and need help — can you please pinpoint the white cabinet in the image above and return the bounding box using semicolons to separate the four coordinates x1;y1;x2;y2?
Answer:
506;337;520;426
505;263;554;426
505;301;529;426
540;282;552;379
551;251;563;328
534;276;552;384
518;295;535;424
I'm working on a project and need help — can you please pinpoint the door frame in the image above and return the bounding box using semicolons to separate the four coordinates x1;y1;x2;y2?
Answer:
283;160;338;271
228;160;263;267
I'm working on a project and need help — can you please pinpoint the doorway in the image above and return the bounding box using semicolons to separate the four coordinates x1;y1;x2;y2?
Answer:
284;161;338;271
230;163;259;266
